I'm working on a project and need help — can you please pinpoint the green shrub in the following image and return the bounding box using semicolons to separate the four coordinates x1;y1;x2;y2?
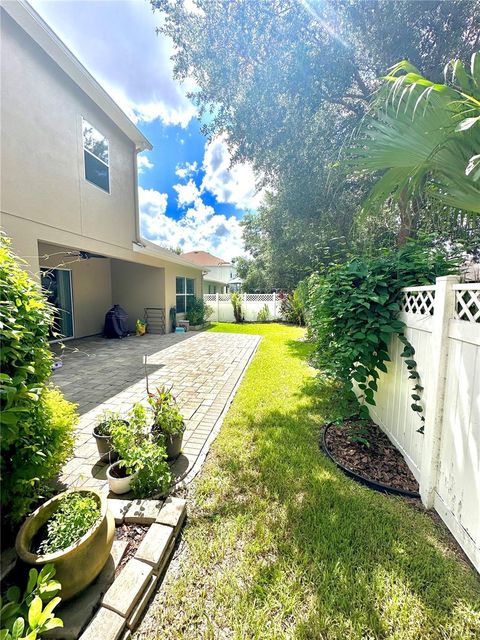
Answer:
37;492;100;555
0;235;77;530
185;298;212;325
279;280;308;325
1;564;63;639
2;387;77;527
308;238;460;425
94;410;125;436
256;304;270;322
231;292;243;322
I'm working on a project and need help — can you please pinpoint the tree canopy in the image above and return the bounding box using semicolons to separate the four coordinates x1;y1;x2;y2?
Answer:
153;0;480;289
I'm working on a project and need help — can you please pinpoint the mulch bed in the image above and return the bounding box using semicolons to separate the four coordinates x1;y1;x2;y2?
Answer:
114;523;149;576
324;419;419;494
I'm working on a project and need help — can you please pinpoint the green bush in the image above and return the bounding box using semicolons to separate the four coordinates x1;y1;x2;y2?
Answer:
37;492;100;555
148;387;184;437
279;280;308;325
1;564;63;639
185;298;212;326
256;304;270;322
0;236;77;529
231;292;243;322
2;386;77;527
308;238;460;424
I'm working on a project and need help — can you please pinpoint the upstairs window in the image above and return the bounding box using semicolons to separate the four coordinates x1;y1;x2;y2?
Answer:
83;119;109;192
176;277;195;313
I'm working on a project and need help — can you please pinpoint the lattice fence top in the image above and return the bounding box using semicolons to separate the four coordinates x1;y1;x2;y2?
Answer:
203;294;217;302
400;288;435;316
218;294;231;302
454;286;480;323
245;293;275;302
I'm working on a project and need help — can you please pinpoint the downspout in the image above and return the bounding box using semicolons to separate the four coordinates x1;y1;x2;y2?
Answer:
132;146;145;247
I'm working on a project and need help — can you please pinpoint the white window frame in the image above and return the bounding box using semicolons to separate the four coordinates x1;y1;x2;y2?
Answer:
176;276;195;313
82;118;110;194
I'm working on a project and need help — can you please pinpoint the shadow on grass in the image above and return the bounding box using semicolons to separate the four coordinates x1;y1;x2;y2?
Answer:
196;376;480;637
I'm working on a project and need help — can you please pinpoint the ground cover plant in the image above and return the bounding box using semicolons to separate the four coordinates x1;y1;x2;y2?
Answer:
137;323;480;640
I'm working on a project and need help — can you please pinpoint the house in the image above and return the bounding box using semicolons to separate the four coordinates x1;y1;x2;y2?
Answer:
181;251;241;294
0;0;203;337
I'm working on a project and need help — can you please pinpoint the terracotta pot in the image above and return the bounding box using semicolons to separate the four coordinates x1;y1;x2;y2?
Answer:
106;460;138;494
15;489;114;601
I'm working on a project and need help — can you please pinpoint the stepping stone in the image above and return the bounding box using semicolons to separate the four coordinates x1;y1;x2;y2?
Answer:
107;498;132;525
126;574;158;630
156;497;187;533
134;523;173;569
124;499;164;524
102;559;152;618
79;607;125;640
45;540;128;639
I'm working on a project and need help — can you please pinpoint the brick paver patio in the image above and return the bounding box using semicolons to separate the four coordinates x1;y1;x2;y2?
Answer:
52;331;260;493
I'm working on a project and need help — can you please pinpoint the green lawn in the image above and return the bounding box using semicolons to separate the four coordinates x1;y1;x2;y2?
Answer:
142;323;480;639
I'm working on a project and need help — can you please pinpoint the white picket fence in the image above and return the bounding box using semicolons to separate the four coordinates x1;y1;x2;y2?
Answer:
367;276;480;571
204;293;282;322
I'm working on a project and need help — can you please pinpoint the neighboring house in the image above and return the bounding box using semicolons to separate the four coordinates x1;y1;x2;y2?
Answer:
181;251;241;294
0;0;202;337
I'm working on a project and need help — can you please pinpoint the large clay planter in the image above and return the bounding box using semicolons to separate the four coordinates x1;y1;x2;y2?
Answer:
15;489;114;601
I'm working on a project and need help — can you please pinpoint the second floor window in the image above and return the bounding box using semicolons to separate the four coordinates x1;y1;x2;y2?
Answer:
176;277;195;313
83;119;109;193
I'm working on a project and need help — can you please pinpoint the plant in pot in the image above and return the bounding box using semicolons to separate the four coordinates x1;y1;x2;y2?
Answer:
148;387;185;460
15;490;114;601
93;411;127;463
107;403;171;497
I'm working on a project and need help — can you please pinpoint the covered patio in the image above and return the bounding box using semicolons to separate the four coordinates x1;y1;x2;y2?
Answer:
51;331;261;491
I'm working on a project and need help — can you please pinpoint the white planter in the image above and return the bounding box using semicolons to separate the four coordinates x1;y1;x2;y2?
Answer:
106;460;138;495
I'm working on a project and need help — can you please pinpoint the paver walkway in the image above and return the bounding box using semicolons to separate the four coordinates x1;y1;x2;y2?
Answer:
52;331;260;493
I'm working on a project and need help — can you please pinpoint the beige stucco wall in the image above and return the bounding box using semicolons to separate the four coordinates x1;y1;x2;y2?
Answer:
1;11;136;249
39;243;112;338
111;260;166;333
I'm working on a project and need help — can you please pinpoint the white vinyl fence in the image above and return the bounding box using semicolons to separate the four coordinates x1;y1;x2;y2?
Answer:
366;276;480;571
204;293;283;322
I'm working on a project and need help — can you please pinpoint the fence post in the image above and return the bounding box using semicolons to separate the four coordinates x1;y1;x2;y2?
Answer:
419;275;458;508
273;293;277;319
216;293;219;322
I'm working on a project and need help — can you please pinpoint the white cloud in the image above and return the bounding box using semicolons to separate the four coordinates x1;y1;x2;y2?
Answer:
31;0;197;128
201;135;265;210
138;187;245;260
137;154;154;173
175;161;198;179
173;179;202;207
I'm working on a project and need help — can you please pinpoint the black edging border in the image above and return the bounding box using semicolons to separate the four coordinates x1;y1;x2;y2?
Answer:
321;422;421;499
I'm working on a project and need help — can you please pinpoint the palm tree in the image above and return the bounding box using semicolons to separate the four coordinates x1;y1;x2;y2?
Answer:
352;53;480;242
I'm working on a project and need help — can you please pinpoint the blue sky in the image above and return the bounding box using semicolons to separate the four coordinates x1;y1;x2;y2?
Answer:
31;0;262;260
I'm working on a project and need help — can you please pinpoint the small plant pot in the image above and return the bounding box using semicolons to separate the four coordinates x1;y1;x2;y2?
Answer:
93;424;120;463
165;431;184;461
106;460;138;495
15;489;114;601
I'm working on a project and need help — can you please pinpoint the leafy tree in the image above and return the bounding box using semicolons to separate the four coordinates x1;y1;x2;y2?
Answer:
153;0;478;287
352;55;480;243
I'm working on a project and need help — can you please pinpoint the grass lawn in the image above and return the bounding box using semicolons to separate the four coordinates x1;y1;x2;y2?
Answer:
138;323;480;640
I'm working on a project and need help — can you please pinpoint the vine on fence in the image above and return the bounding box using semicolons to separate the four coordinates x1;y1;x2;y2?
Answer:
308;239;459;438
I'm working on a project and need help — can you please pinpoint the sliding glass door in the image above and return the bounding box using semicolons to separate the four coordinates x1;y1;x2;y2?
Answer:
40;268;74;339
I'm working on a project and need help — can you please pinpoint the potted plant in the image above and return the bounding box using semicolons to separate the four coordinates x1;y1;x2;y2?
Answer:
93;411;127;463
107;403;171;497
15;490;114;601
148;387;185;460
